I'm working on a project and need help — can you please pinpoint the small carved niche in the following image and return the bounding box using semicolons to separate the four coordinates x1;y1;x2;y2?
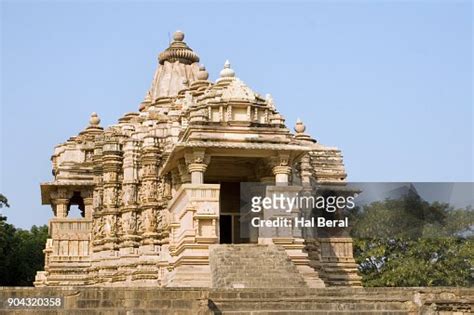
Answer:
84;150;94;162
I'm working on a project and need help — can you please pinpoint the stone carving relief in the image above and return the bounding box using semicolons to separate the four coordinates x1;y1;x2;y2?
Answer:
163;175;172;198
84;150;94;162
142;164;157;176
141;209;157;233
50;188;72;201
103;187;118;206
278;153;290;166
122;185;137;206
137;181;157;202
184;149;209;165
103;215;117;237
122;212;137;235
93;189;103;210
93;216;105;239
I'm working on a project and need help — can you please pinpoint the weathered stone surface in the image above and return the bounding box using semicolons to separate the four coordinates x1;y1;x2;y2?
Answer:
0;287;472;314
209;244;307;288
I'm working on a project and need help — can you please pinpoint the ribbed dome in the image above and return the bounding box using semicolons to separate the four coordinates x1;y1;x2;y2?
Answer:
143;31;202;104
158;30;200;65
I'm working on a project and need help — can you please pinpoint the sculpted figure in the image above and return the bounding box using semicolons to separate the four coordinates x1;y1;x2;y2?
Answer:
123;212;137;234
142;210;156;232
103;216;116;237
93;216;105;238
122;185;137;206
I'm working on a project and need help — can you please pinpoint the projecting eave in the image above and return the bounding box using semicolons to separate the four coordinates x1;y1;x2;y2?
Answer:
40;181;94;205
159;141;319;176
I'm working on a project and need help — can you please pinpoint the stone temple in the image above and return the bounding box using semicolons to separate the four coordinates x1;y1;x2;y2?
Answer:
34;31;361;288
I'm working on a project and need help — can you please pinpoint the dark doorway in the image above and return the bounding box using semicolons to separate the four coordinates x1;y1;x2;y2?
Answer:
219;182;247;244
219;215;233;244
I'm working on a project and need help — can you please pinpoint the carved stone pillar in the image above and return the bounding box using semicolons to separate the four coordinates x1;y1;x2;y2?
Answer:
139;135;161;245
185;149;210;184
50;188;71;218
188;163;208;184
121;139;140;248
271;153;292;186
299;154;313;186
102;138;122;209
83;193;93;220
122;139;140;198
101;137;122;250
54;199;69;218
273;166;292;185
131;135;161;285
92;137;104;218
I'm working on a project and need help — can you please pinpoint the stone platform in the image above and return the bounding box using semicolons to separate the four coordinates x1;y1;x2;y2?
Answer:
0;287;472;314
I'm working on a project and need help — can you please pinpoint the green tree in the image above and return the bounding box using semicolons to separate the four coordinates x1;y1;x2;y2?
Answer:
0;224;48;286
0;193;9;208
351;195;473;287
8;225;49;286
0;194;49;286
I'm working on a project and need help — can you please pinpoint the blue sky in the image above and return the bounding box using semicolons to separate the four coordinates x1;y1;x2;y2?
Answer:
1;0;472;228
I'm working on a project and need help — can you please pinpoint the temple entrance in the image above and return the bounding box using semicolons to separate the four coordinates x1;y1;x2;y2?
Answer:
218;182;248;244
204;156;263;244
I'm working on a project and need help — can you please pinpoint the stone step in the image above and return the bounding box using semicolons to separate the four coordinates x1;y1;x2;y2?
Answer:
210;301;411;311
218;312;409;315
209;244;307;289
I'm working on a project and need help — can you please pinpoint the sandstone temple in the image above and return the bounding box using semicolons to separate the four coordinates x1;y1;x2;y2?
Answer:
34;31;361;288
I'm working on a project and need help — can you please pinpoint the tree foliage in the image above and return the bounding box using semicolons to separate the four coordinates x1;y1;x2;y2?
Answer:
0;194;49;286
0;193;9;209
0;222;49;286
351;194;474;287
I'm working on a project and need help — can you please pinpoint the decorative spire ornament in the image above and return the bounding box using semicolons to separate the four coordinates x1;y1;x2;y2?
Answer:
219;60;235;79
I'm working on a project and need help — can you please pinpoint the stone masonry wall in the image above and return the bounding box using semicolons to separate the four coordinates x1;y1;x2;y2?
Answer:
0;287;472;314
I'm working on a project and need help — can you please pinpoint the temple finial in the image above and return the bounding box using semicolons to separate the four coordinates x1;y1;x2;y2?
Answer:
197;65;209;80
173;30;184;42
89;112;101;127
219;60;235;78
294;118;306;134
294;118;315;142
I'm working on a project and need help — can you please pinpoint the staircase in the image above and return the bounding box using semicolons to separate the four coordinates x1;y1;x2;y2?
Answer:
209;244;308;289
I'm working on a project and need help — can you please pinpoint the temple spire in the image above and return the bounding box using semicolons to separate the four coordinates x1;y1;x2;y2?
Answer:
144;30;202;105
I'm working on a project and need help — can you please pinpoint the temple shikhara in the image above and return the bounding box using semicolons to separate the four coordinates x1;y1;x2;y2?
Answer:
35;31;361;288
